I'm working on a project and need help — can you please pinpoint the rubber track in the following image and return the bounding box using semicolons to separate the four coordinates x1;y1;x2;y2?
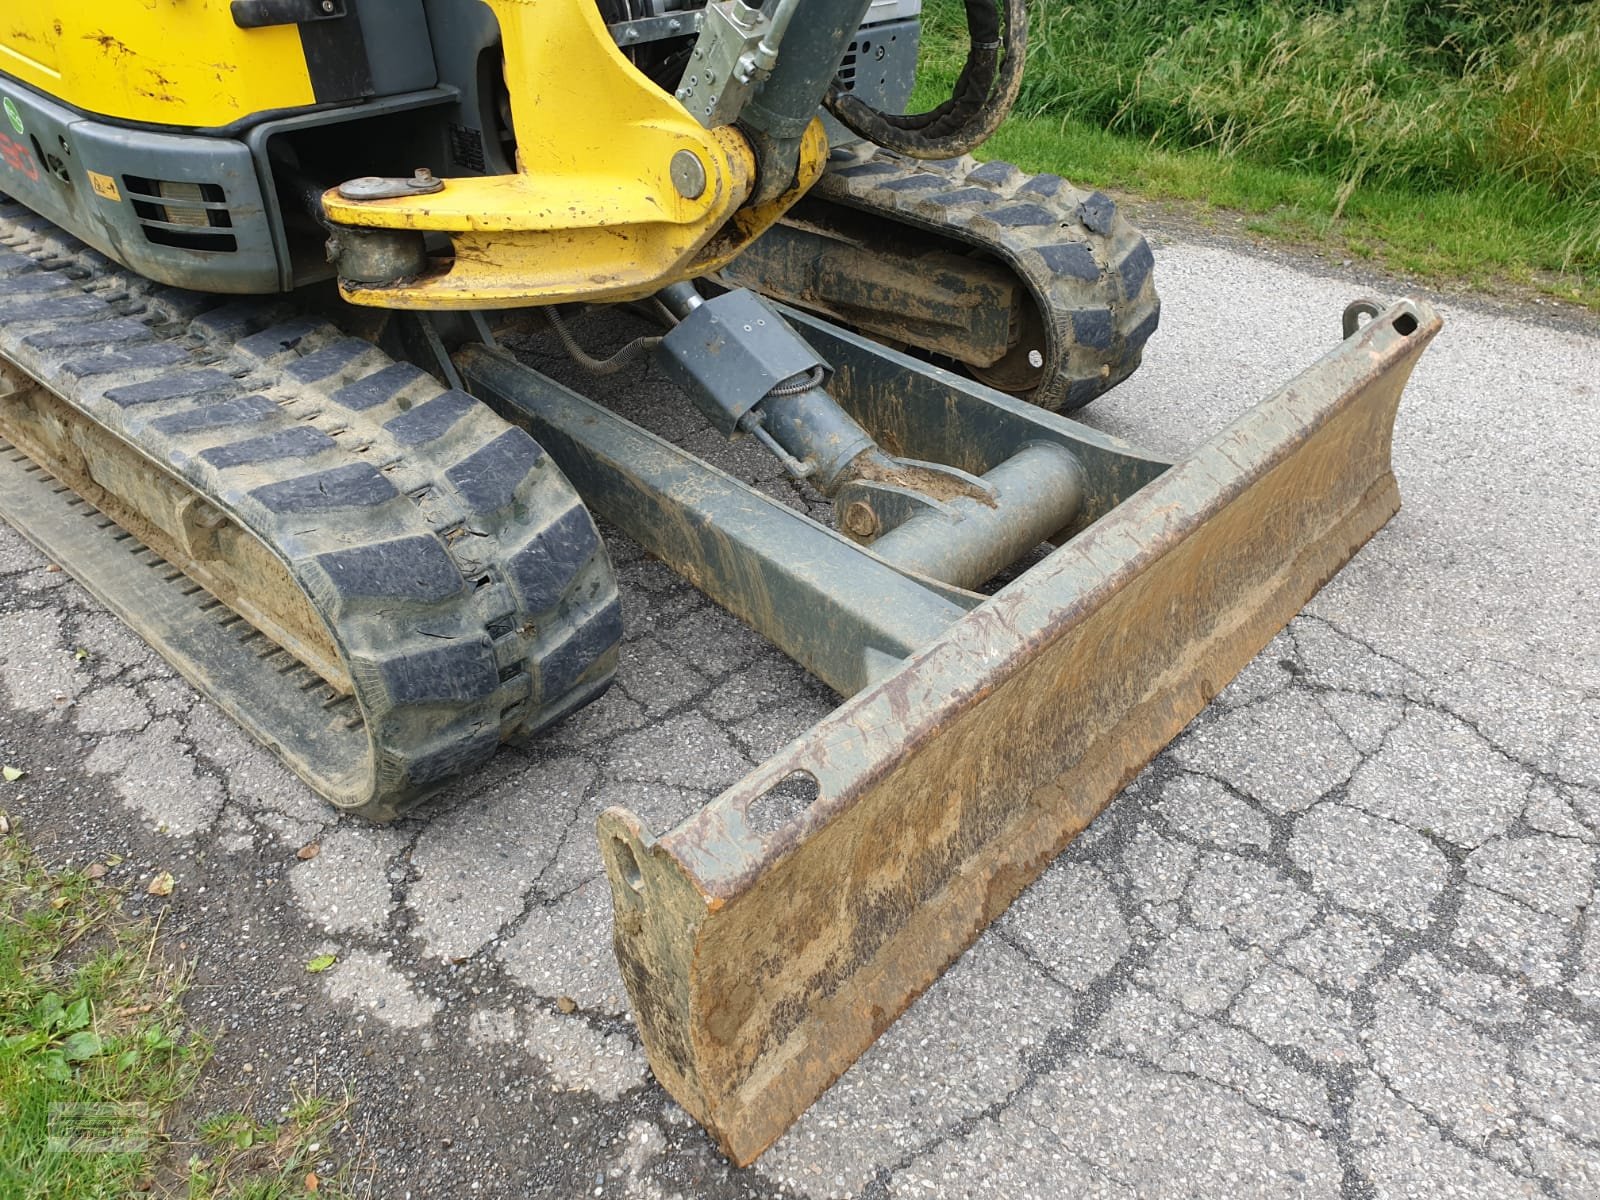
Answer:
803;149;1161;412
0;200;620;820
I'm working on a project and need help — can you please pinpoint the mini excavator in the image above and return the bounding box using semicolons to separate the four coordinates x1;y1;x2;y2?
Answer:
0;0;1438;1163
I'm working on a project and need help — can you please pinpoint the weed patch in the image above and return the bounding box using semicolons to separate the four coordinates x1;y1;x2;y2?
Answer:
0;826;358;1198
0;830;204;1196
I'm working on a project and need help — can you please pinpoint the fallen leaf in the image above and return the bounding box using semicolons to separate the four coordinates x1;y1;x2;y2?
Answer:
74;647;89;661
0;813;10;834
305;954;337;974
556;996;577;1014
45;563;60;573
305;1172;320;1192
146;872;174;897
51;895;70;910
103;854;123;866
2;765;23;783
83;863;107;880
296;842;320;861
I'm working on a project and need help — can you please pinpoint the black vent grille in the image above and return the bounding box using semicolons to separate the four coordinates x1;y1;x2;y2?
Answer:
122;176;237;253
839;31;900;96
839;42;859;90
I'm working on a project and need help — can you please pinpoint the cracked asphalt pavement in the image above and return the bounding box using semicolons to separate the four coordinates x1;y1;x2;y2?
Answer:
2;233;1597;1199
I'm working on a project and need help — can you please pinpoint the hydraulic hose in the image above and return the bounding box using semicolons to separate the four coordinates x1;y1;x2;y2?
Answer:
824;0;1027;159
546;306;663;376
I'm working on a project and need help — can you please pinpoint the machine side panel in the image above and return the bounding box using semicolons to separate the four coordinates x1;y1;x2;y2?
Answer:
0;78;282;293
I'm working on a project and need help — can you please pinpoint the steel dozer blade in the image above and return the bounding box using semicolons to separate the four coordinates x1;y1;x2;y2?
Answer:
582;297;1440;1164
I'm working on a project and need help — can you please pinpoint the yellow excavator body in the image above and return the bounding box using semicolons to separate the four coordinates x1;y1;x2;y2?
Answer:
2;0;316;128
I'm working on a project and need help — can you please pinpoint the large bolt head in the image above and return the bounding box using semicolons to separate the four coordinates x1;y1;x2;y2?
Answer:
670;150;707;200
841;500;879;539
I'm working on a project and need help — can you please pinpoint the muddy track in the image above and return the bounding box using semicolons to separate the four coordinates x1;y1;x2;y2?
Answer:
0;199;621;820
804;150;1161;411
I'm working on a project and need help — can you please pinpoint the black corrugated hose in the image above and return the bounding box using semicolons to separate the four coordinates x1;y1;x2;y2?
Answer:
823;0;1027;159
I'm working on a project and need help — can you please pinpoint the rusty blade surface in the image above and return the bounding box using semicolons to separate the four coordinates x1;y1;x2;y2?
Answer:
599;299;1442;1165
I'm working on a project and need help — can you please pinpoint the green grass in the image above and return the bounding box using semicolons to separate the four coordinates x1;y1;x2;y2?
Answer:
0;826;357;1199
914;0;1600;306
0;831;205;1197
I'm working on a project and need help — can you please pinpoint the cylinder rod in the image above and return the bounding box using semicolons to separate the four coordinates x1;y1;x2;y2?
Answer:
867;442;1085;589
